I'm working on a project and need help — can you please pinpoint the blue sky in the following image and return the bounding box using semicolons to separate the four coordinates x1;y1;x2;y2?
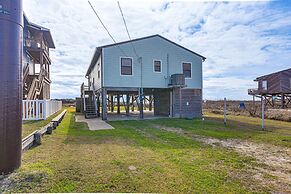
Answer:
23;0;291;100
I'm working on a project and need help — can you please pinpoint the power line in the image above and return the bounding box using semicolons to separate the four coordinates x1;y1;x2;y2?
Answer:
88;0;127;56
117;1;139;58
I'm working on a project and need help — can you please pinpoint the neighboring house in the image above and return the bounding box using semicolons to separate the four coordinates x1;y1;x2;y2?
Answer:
82;34;206;120
248;68;291;108
23;14;55;100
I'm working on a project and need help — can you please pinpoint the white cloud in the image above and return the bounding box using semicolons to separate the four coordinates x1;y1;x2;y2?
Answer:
23;0;291;100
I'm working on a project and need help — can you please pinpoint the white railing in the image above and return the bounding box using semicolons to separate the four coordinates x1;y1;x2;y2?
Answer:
22;100;62;121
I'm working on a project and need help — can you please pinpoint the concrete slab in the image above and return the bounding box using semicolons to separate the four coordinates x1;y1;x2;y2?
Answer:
107;110;169;121
75;115;114;130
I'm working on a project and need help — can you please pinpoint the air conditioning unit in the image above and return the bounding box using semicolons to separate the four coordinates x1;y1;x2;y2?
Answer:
169;74;185;87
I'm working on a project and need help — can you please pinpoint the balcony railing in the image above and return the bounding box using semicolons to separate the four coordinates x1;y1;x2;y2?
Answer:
25;38;49;57
248;88;259;95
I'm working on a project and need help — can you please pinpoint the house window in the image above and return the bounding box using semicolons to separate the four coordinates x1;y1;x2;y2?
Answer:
98;70;100;78
121;57;132;75
262;80;267;90
153;60;162;72
182;62;192;78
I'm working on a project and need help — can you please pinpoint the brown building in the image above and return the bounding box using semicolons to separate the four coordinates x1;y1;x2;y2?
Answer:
248;68;291;108
23;14;55;100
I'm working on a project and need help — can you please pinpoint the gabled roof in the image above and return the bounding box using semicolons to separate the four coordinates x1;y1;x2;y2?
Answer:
86;34;206;76
255;67;291;81
24;14;55;49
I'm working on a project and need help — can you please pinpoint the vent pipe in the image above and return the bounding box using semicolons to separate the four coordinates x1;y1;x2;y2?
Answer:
0;0;23;174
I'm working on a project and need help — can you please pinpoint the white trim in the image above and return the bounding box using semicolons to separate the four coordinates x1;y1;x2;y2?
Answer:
153;59;162;73
120;56;134;76
181;61;192;79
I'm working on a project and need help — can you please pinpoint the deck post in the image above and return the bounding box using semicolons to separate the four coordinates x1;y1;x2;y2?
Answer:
149;95;153;111
131;95;135;112
126;94;130;116
102;88;107;120
281;93;285;109
261;96;265;130
97;95;100;117
223;97;227;126
139;89;144;119
110;95;114;112
117;94;120;114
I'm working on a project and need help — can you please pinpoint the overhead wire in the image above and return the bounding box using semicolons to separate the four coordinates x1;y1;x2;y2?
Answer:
88;0;128;56
117;1;139;58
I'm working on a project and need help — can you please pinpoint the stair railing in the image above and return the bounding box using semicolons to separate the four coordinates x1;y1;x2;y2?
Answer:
23;63;29;83
91;82;98;115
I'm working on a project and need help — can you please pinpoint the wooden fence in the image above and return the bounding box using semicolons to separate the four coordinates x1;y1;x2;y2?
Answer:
22;100;62;120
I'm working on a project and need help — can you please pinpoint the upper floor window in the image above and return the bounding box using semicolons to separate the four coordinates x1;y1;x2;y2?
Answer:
153;60;162;73
121;57;133;75
182;62;192;78
262;80;267;90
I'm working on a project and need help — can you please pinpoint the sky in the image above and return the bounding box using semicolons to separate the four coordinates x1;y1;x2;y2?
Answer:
23;0;291;100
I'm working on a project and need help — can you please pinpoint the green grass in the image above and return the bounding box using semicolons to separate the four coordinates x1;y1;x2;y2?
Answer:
4;108;290;193
22;109;64;138
202;112;291;147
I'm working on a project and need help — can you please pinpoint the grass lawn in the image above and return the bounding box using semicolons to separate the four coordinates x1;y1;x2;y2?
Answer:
204;112;291;147
22;109;64;138
3;108;290;193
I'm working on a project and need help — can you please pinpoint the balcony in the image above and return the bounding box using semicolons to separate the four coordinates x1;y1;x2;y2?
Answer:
25;38;49;58
248;88;259;95
248;88;268;95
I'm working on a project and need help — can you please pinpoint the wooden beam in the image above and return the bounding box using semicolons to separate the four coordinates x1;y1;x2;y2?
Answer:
117;94;120;114
149;95;153;111
102;88;107;120
139;89;144;119
110;95;114;112
97;95;100;117
126;94;130;116
131;95;135;112
281;93;285;109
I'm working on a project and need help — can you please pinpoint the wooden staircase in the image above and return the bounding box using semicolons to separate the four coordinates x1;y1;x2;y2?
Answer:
24;66;47;100
85;93;98;119
81;83;98;119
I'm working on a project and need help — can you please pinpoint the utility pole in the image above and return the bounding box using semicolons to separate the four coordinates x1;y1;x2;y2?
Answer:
0;0;23;174
224;97;227;126
262;96;265;130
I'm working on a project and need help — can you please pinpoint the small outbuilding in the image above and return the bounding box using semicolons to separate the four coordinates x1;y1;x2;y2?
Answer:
81;34;206;120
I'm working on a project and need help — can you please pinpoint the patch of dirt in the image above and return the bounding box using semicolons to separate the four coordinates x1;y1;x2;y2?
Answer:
154;125;291;193
152;125;186;135
195;136;291;191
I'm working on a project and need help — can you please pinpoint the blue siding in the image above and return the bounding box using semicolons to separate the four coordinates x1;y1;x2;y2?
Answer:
102;36;203;89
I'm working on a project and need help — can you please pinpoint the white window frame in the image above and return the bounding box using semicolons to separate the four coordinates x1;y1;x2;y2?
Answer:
120;56;133;76
153;59;162;73
262;80;267;90
182;61;192;79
